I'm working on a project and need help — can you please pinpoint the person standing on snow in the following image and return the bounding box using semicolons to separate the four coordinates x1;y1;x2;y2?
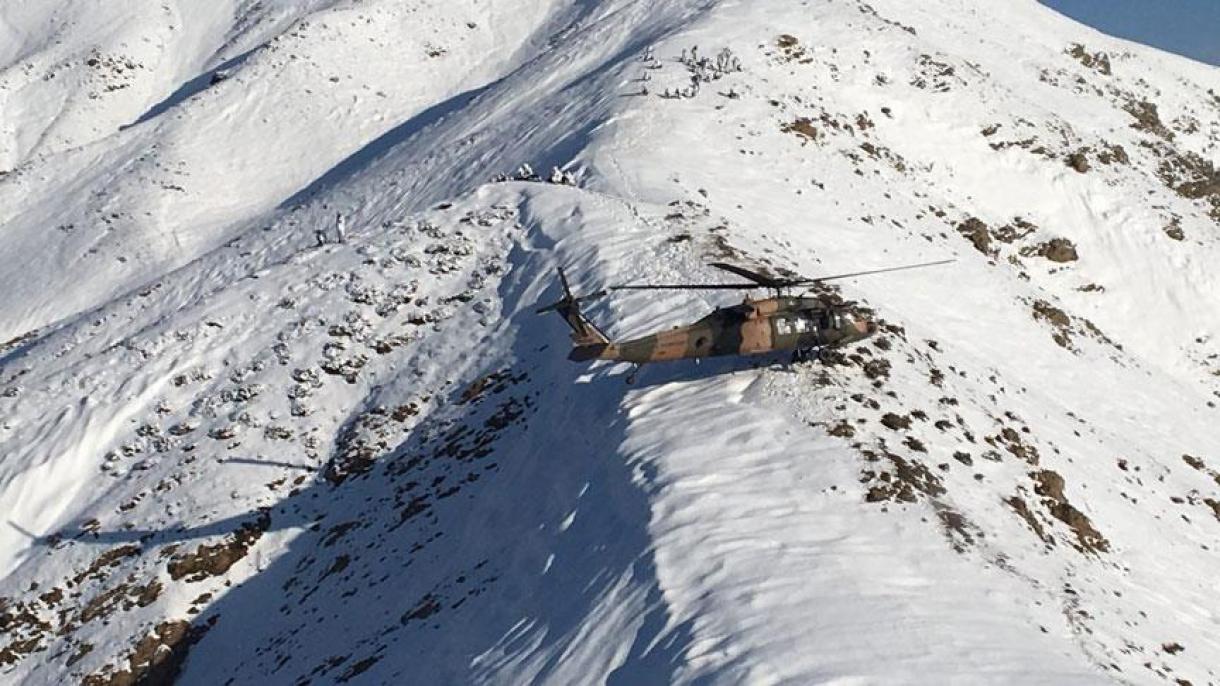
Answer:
334;212;347;244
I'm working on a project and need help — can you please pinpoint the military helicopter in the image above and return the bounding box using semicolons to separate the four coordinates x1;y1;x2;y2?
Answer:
537;260;951;383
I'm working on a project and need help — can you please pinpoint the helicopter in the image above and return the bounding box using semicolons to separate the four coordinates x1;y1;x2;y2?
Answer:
537;259;952;383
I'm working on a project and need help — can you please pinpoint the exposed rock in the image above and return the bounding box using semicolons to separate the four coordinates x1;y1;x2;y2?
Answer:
66;642;93;667
72;545;143;586
992;217;1037;243
1124;99;1173;141
337;655;383;683
1204;499;1220;522
79;579;162;623
997;428;1039;465
1037;238;1078;263
860;450;945;503
827;421;856;438
1182;454;1206;471
1066;43;1111;75
1006;495;1052;544
1148;144;1220;220
460;369;526;404
1182;454;1220;488
401;594;441;624
0;638;41;667
781;118;818;142
1033;301;1069;328
861;357;891;380
880;413;911;430
956;217;993;256
1031;470;1109;553
37;587;62;606
1095;142;1128;165
263;425;293;441
1032;300;1073;349
83;618;214;686
936;506;978;552
167;512;270;582
1065;151;1090;173
1178;174;1220;200
1164;220;1186;241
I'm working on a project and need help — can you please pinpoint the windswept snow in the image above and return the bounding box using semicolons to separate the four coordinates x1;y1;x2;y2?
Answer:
1;0;1219;684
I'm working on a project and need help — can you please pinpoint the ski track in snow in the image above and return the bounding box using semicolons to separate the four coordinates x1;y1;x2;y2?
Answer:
1;0;1219;684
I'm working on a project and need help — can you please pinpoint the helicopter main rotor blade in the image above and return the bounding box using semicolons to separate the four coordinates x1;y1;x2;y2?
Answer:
796;259;955;285
609;260;952;294
706;262;785;287
610;283;762;291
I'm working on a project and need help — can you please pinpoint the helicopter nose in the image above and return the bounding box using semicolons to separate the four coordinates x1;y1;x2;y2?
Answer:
852;319;875;337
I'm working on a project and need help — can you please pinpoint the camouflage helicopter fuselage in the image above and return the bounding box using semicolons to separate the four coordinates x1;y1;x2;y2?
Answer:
537;260;948;378
565;296;876;364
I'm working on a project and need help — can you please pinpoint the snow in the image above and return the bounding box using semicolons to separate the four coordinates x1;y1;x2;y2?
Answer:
1;0;1219;684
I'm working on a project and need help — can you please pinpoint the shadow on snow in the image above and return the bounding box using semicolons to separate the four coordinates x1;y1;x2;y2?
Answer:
42;256;699;684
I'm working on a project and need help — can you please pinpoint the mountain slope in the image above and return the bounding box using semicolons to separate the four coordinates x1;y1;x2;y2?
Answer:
1;0;1219;684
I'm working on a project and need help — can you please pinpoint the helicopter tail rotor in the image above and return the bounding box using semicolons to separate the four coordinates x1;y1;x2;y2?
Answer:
536;267;611;347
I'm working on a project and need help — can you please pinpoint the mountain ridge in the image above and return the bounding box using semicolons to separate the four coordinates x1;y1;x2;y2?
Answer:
1;0;1218;683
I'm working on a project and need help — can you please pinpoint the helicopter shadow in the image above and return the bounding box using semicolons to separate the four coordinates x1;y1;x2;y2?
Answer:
33;257;701;683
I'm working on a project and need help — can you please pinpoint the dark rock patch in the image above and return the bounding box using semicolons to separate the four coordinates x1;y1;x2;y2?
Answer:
1124;99;1174;141
880;413;911;430
1032;470;1109;553
1032;300;1073;349
83;618;214;686
1067;44;1111;75
861;450;945;503
1035;238;1078;263
956;217;994;256
72;545;143;586
1065;150;1090;173
167;512;270;582
827;421;856;438
401;594;441;624
1006;495;1052;545
1163;220;1185;241
781;118;819;143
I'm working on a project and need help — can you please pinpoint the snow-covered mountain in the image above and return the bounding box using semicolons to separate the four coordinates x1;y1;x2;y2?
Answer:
2;0;1218;683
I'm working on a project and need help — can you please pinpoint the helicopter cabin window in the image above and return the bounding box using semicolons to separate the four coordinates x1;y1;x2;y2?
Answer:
776;314;814;336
